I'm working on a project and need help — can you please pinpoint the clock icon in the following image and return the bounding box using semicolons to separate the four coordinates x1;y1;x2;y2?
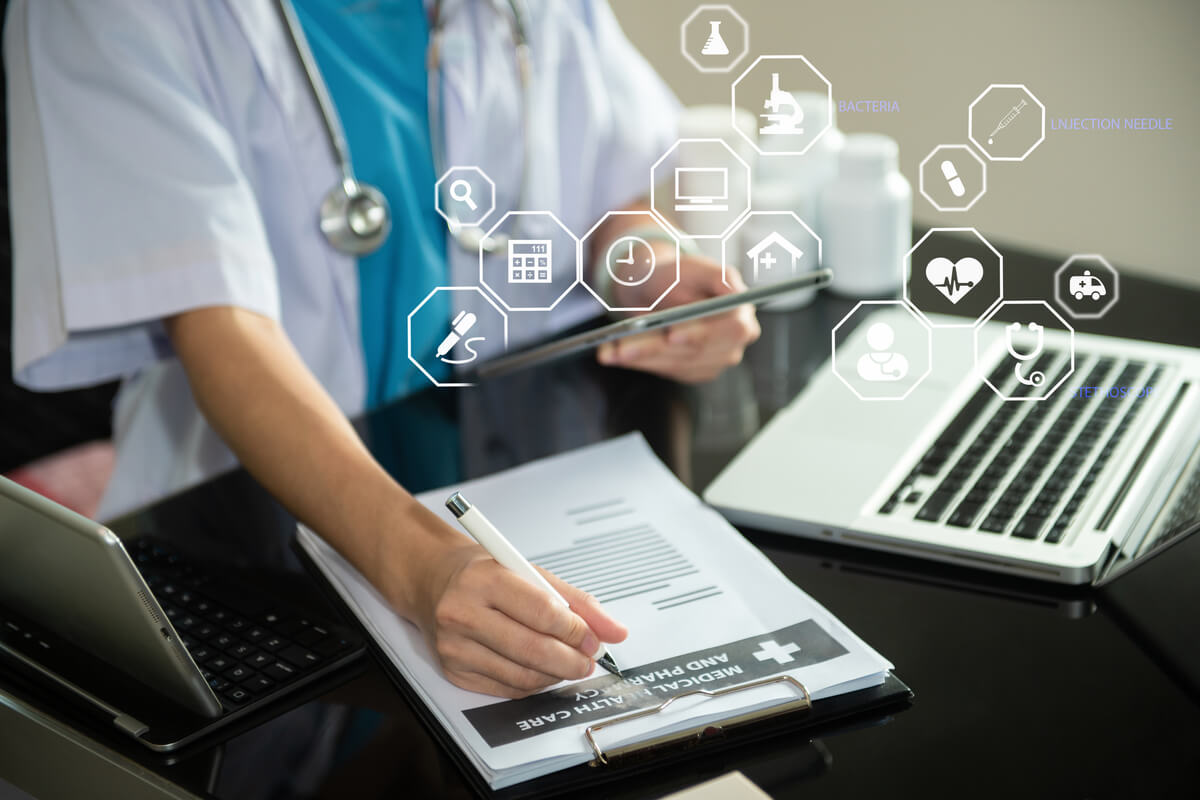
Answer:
605;236;657;287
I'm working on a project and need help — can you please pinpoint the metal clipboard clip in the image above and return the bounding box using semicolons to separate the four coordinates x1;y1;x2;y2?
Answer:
583;675;812;766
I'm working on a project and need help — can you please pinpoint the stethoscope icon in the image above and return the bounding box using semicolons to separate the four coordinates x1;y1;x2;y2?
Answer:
1006;321;1046;386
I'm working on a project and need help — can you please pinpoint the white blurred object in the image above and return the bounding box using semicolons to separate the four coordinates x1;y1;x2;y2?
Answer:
819;133;911;297
754;92;844;231
737;187;820;312
675;106;757;262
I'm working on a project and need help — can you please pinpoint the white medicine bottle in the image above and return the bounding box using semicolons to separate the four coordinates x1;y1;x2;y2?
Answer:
818;134;911;297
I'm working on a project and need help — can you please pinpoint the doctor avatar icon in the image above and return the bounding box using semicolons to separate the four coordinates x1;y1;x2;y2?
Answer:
857;323;909;382
832;300;932;401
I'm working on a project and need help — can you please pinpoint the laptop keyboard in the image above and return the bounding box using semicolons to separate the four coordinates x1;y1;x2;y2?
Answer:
879;351;1165;546
132;538;359;712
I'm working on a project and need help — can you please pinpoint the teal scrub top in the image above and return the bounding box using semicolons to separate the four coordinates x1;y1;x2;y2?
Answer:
293;0;449;407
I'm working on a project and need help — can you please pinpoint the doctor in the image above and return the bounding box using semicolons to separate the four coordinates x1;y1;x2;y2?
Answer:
5;0;759;697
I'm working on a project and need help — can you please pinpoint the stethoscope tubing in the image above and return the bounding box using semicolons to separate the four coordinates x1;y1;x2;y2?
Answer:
275;0;532;256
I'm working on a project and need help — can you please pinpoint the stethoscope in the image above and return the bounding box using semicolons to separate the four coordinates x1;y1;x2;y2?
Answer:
1006;321;1046;387
275;0;531;257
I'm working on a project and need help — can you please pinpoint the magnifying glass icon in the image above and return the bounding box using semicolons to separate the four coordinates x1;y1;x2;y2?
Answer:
449;179;477;211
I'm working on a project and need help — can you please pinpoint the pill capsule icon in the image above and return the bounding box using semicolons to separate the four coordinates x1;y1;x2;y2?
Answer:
941;160;966;197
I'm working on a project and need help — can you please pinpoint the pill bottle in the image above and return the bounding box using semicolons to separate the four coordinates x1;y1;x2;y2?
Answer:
754;91;844;233
818;133;911;297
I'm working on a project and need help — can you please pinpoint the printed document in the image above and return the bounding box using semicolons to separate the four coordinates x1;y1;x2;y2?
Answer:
297;434;893;789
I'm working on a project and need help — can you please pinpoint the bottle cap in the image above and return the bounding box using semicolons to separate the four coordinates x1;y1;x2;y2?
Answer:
838;133;899;180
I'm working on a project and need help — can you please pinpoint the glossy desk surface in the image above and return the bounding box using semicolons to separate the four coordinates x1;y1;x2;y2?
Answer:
3;234;1199;799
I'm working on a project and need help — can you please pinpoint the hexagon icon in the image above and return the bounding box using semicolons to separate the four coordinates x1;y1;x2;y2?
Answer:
919;145;986;212
904;227;1004;328
721;211;821;290
479;211;580;312
681;4;749;74
1054;254;1119;320
968;84;1046;162
580;211;680;312
408;286;508;388
832;300;932;401
975;300;1074;402
732;55;832;157
650;138;752;240
434;166;495;229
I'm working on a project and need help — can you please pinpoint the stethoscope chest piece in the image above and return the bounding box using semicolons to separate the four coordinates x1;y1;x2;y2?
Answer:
320;178;391;256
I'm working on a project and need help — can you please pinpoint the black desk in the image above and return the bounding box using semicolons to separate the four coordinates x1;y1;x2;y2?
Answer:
3;234;1199;799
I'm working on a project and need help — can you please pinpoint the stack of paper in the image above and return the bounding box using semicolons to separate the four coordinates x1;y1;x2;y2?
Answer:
297;434;893;789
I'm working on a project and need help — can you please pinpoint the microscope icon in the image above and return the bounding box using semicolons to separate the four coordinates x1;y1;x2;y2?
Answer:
759;73;804;136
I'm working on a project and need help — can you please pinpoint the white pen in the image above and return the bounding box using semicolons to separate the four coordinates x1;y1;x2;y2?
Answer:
445;491;623;678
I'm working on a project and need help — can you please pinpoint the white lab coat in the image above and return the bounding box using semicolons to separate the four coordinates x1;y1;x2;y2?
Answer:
5;0;678;519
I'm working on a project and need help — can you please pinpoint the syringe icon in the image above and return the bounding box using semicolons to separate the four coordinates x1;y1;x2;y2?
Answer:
988;99;1027;144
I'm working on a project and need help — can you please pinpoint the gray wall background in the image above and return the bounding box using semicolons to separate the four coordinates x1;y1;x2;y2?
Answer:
610;0;1199;289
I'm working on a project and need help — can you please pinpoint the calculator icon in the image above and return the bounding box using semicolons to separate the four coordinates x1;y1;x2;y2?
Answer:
508;240;553;284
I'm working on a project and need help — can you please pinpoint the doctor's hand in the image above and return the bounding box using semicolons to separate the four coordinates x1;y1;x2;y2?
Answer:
596;253;761;383
403;533;628;698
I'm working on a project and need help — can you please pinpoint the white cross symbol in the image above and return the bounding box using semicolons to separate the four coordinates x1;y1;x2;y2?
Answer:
759;251;777;271
752;639;801;665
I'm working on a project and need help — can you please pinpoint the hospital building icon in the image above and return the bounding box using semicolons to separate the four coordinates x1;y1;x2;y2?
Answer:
746;232;804;281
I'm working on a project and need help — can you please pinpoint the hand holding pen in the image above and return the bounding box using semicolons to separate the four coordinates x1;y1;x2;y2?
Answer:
446;492;626;680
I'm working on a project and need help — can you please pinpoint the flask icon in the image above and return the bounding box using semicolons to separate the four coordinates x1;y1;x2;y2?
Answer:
701;20;729;56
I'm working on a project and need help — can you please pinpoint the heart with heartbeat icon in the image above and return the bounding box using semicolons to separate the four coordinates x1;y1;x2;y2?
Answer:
925;257;984;304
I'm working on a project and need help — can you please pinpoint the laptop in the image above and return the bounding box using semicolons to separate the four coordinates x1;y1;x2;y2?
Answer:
704;308;1200;585
0;476;364;751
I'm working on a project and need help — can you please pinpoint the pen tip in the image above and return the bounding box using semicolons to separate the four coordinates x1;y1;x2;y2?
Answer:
596;652;623;678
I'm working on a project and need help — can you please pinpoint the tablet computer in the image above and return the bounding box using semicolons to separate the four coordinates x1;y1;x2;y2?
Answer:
475;269;832;379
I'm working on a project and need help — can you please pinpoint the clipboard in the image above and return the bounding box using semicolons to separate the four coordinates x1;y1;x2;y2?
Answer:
490;672;910;799
293;537;913;799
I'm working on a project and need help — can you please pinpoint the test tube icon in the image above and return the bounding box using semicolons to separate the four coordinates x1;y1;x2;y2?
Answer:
940;160;966;197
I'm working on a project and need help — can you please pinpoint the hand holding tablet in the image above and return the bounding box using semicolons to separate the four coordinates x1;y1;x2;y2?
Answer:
475;269;832;379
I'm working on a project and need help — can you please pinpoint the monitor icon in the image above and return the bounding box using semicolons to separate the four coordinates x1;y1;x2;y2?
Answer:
674;167;729;212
